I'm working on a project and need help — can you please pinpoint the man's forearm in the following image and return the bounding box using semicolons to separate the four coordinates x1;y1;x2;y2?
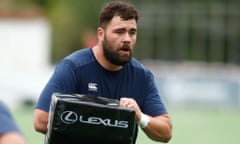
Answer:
34;109;49;134
142;114;172;143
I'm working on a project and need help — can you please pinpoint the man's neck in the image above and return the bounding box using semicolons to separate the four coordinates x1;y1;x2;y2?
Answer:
92;45;123;71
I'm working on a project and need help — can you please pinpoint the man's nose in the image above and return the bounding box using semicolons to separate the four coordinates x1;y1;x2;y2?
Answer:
122;33;131;42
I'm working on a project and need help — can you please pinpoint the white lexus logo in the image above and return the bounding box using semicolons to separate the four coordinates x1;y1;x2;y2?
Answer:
60;111;78;124
59;110;129;128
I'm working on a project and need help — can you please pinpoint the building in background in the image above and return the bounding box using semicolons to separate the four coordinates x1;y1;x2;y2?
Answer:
0;9;52;108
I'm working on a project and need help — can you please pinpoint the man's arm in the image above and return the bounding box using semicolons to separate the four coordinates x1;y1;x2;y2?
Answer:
33;109;49;134
141;114;172;143
120;98;172;143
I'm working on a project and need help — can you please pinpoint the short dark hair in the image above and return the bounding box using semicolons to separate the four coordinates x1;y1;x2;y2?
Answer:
99;1;139;28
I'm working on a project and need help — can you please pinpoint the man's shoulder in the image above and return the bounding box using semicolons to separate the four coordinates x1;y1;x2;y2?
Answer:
63;48;95;67
130;58;150;72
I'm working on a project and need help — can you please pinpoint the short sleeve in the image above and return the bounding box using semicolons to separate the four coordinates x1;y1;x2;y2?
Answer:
141;71;167;116
35;60;77;112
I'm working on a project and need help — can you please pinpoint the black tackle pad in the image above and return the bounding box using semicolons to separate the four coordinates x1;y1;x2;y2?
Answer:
45;93;136;144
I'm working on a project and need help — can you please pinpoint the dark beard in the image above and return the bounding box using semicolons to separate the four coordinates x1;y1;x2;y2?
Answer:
102;37;132;66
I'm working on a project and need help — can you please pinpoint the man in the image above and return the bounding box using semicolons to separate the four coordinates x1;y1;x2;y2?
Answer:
0;101;27;144
34;1;172;143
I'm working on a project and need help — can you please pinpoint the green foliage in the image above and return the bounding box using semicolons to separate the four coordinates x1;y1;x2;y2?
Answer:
45;0;110;63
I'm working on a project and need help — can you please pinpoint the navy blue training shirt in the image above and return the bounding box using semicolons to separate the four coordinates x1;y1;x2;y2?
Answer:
36;48;167;143
36;48;167;115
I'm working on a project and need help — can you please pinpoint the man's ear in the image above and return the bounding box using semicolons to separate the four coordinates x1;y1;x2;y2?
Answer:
97;27;104;41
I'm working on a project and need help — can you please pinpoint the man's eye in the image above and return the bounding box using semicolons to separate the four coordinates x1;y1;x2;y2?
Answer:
115;31;124;34
129;31;136;35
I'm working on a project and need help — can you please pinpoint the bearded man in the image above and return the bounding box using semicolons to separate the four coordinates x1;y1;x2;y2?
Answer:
34;1;172;143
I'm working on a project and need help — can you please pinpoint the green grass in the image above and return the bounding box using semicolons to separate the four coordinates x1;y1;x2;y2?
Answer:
12;107;45;144
12;106;240;144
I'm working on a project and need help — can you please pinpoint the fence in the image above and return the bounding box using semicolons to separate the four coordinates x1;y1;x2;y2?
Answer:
135;1;240;64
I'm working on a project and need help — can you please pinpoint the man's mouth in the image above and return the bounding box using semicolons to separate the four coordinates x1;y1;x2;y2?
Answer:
120;47;130;52
118;47;131;55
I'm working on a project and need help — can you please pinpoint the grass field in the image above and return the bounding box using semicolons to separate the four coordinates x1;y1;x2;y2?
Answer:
12;105;240;144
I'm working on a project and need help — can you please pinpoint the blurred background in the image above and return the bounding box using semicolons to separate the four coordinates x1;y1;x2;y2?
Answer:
0;0;240;144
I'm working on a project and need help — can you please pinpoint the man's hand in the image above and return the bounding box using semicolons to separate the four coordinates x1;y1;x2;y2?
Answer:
120;97;142;121
119;97;172;143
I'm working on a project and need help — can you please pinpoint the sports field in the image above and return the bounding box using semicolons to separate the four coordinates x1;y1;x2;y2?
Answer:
13;106;240;144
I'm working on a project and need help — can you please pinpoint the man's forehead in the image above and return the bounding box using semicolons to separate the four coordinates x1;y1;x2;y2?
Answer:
107;16;137;30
